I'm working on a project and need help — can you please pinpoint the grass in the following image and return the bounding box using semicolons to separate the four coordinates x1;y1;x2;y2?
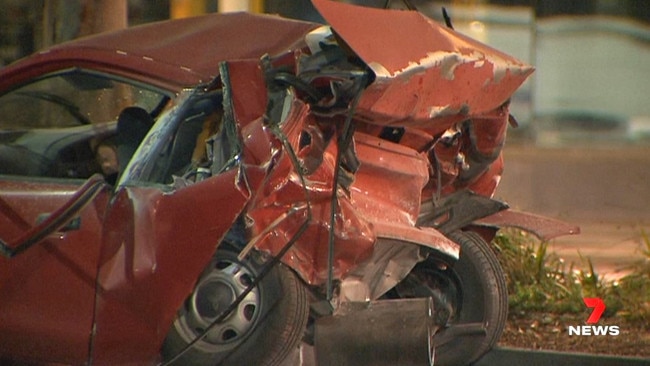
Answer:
493;229;650;321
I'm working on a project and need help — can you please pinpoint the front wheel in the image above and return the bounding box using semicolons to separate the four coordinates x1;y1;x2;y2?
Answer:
392;230;508;366
161;248;309;366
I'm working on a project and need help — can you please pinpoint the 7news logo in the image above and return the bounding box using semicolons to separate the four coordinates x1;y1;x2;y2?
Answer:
568;297;620;336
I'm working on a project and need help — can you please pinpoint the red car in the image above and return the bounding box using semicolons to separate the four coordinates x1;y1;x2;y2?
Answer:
0;1;577;365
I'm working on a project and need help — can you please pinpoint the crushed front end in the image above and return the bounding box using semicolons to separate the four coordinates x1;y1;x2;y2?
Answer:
173;1;578;364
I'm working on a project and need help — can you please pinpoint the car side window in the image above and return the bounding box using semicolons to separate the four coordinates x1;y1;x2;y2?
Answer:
0;70;168;179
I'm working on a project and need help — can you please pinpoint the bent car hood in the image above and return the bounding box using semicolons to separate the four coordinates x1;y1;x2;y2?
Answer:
313;0;534;127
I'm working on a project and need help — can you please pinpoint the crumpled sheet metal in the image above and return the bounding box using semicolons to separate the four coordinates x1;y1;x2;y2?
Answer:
225;60;458;285
92;169;251;364
477;209;581;241
350;132;430;227
313;0;534;127
244;123;460;286
339;232;457;303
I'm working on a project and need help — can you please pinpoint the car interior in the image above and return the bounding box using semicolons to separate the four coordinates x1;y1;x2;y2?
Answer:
0;70;170;182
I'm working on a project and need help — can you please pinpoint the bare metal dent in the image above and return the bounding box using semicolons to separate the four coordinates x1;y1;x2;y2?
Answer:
477;209;581;241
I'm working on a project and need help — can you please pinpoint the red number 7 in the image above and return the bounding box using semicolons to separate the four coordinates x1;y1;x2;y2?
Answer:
583;297;605;324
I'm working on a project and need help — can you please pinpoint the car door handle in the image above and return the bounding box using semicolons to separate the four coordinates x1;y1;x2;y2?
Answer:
0;174;105;258
36;213;81;232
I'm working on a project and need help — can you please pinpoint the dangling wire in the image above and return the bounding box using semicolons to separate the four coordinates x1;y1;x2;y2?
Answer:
326;73;368;301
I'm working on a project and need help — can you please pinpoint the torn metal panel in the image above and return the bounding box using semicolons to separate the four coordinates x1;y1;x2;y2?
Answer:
465;152;505;197
249;195;377;286
339;236;449;303
92;170;250;364
312;0;534;127
456;104;510;186
418;190;509;235
415;102;510;202
476;209;581;241
350;132;430;227
221;59;269;131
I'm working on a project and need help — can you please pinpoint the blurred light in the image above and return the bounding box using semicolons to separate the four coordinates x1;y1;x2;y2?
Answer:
470;20;486;33
219;0;250;12
170;0;207;19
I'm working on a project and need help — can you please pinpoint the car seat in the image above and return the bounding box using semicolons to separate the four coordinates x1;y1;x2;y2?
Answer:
115;106;153;173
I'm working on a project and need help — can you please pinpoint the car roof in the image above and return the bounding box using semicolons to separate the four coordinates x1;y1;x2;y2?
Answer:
0;12;319;92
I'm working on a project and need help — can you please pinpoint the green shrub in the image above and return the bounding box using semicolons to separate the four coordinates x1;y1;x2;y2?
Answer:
493;229;650;321
607;231;650;322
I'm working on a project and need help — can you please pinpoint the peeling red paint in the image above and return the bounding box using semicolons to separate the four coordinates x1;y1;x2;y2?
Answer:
312;0;534;127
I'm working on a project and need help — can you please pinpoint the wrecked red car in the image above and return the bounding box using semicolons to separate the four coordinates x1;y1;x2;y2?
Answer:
0;1;578;365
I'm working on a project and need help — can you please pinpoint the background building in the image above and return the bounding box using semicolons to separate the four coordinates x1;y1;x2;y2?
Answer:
1;0;648;145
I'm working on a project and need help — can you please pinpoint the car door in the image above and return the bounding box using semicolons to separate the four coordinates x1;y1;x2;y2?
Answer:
0;69;170;364
0;175;109;364
87;83;260;364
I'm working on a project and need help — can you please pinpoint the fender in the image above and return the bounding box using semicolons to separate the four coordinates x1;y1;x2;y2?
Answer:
418;189;579;241
476;208;580;241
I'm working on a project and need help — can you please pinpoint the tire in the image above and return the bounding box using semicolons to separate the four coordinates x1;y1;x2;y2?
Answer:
161;247;309;366
392;230;508;366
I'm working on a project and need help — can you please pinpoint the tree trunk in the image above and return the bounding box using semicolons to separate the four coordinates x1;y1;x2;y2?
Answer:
79;0;128;37
42;0;127;47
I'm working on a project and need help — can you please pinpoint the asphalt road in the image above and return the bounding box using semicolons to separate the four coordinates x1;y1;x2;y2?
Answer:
549;220;647;280
496;145;650;280
284;344;650;365
475;347;650;366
